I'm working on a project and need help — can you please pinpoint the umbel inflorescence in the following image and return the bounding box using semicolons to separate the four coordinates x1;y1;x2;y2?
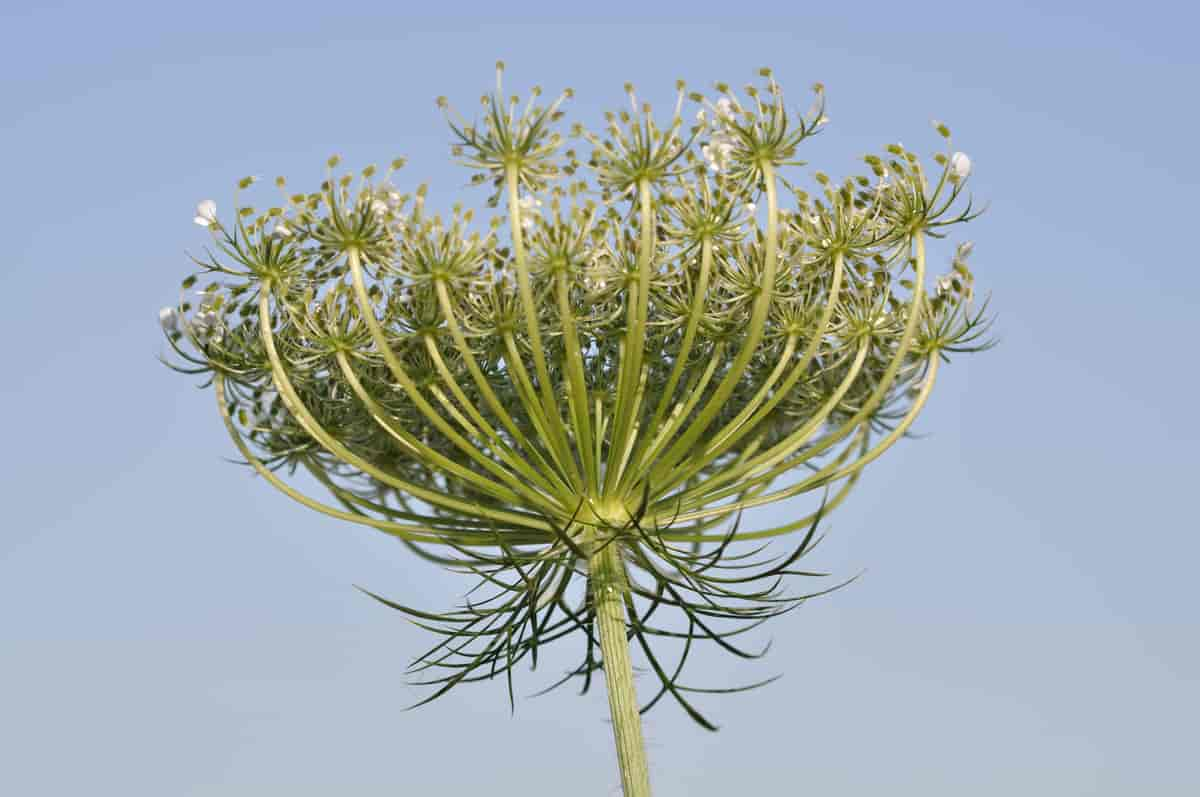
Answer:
161;65;992;729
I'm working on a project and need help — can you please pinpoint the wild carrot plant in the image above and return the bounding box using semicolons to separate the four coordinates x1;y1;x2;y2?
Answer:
161;64;993;795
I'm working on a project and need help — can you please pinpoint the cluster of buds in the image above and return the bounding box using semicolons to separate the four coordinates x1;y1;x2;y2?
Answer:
697;97;739;173
937;241;977;301
160;282;225;345
161;65;993;725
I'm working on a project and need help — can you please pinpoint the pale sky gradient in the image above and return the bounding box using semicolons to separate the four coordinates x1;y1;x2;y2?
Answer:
2;1;1197;794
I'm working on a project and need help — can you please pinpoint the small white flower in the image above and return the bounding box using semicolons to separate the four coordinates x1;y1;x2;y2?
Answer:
518;194;542;230
191;309;222;343
950;151;971;179
274;222;293;238
936;273;956;296
746;202;756;214
371;199;389;216
193;199;218;227
158;306;178;332
715;97;735;119
956;240;975;260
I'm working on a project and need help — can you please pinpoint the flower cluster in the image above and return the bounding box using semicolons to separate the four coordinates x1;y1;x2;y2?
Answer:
161;68;993;724
697;97;738;173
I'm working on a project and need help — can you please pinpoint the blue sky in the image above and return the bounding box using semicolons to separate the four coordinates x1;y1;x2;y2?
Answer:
2;1;1197;794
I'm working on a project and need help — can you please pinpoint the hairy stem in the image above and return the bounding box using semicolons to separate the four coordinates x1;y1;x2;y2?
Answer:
591;542;652;797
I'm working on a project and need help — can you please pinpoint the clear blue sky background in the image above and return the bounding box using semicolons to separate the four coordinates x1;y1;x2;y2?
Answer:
2;1;1196;794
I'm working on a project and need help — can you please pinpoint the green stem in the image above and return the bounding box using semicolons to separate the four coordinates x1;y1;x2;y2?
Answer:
590;542;652;797
503;167;583;491
645;162;781;489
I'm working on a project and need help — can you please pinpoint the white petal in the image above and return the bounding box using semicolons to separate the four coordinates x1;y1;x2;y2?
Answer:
950;152;971;178
158;306;178;331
